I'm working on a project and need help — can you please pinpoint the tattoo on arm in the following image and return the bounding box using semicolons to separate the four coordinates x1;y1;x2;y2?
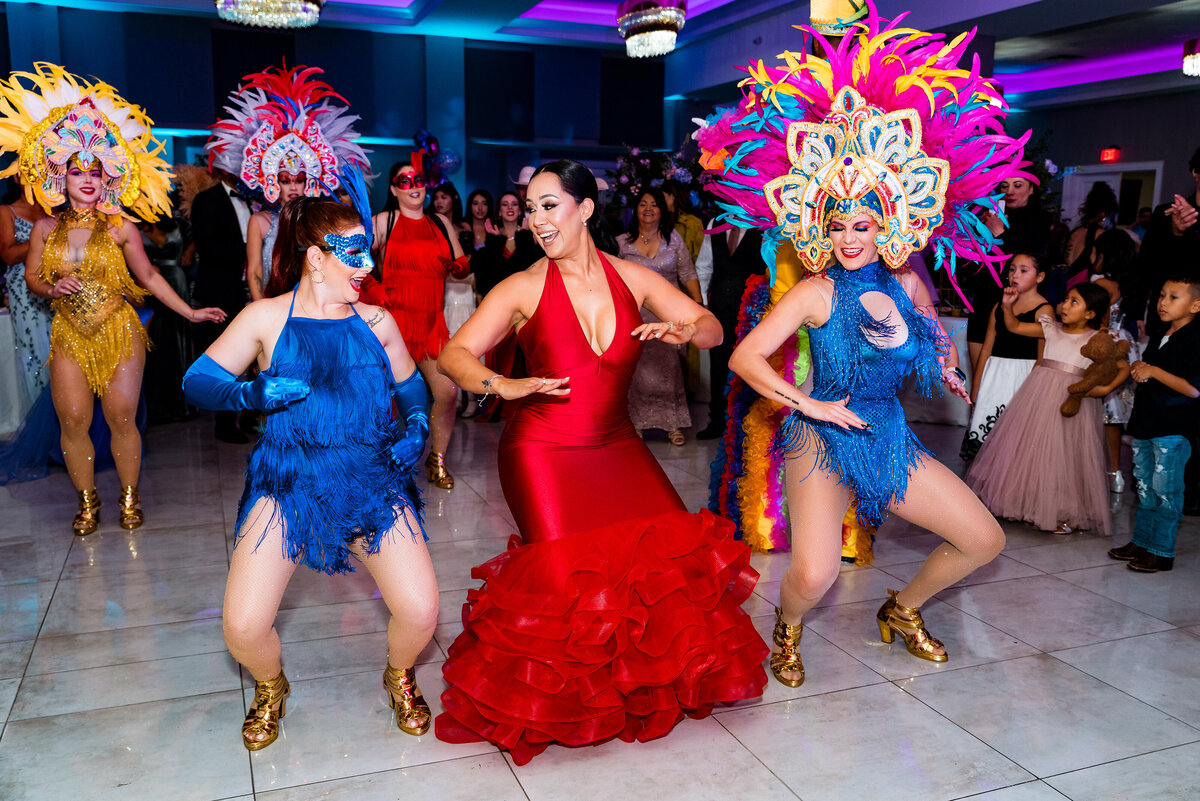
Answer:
774;389;800;407
365;309;385;328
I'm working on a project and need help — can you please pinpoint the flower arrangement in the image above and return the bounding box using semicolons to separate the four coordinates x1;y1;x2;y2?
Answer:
606;145;709;212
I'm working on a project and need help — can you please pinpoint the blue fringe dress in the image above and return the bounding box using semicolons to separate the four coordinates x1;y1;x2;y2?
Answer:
775;261;947;527
235;289;424;574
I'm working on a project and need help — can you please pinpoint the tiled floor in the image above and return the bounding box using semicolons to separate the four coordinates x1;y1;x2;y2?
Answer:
1;415;1198;801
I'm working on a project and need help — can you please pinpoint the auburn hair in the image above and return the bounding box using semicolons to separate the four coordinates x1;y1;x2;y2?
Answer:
265;197;362;298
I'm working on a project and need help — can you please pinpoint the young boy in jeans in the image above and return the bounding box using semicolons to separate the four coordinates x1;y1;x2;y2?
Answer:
1109;272;1200;572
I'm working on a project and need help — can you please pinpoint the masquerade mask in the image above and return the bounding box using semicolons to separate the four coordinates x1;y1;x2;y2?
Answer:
321;232;373;272
392;173;425;190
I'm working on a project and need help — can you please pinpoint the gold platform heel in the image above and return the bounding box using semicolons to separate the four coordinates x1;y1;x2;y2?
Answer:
242;670;289;751
118;485;144;530
424;452;454;490
876;589;948;663
769;606;805;687
72;488;101;536
383;664;431;735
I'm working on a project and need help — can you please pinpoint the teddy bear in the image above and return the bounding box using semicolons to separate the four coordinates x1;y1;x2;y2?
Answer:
1061;331;1130;417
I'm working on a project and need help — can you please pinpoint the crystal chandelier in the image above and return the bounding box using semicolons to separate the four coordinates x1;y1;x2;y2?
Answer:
617;1;687;59
1185;39;1200;77
215;0;324;29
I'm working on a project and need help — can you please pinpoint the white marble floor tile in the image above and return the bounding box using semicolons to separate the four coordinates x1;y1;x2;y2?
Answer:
715;613;884;709
1054;563;1200;628
427;536;512;590
1044;741;1200;800
257;753;526;801
876;553;1045;589
0;639;32;679
10;651;240;720
966;782;1070;800
0;677;19;723
0;582;53;642
717;682;1032;800
902;654;1199;777
27;617;225;674
806;597;1039;680
0;691;252;801
246;660;497;793
938;575;1173;651
508;715;798;801
869;531;953;566
748;549;794;583
277;564;388;610
273;598;391;643
40;562;228;636
0;533;72;585
1053;629;1200;728
60;523;229;579
254;630;441;687
1005;537;1127;574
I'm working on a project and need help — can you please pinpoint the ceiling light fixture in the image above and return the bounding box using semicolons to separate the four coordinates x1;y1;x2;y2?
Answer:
1185;39;1200;77
215;0;324;29
617;1;687;59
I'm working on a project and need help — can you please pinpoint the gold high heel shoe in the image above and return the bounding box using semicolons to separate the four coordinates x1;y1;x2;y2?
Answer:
72;488;101;536
424;452;454;490
382;664;431;735
769;606;805;687
876;589;947;663
243;670;289;751
118;485;143;530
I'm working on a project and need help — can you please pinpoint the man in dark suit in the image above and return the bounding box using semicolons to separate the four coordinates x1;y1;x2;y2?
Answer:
698;226;766;439
191;169;253;443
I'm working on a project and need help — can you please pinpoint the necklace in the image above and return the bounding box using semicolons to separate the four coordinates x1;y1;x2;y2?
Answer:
639;232;655;245
62;207;100;227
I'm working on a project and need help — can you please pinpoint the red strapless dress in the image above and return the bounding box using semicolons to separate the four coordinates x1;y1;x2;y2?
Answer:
435;254;768;764
361;214;452;362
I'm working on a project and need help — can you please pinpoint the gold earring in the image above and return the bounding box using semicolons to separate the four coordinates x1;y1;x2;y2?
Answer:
311;267;325;284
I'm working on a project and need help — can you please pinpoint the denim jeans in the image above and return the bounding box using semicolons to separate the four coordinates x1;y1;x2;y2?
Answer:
1131;435;1192;558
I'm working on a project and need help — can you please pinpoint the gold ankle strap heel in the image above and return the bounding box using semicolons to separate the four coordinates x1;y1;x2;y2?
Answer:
243;670;289;751
424;451;454;490
383;664;431;735
877;589;947;662
118;485;144;530
769;606;805;687
73;488;101;536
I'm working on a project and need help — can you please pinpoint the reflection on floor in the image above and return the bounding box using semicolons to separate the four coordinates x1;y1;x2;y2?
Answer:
1;416;1198;801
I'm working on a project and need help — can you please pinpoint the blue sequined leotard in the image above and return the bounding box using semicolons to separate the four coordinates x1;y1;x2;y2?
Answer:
235;289;424;574
776;261;947;527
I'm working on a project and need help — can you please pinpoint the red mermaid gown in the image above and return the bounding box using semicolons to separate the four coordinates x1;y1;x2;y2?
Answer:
361;214;463;362
435;253;768;764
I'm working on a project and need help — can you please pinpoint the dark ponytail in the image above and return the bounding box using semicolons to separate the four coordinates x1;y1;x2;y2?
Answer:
265;197;362;298
531;159;618;256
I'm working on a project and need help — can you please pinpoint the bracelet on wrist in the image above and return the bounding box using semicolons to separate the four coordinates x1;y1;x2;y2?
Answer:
478;374;503;407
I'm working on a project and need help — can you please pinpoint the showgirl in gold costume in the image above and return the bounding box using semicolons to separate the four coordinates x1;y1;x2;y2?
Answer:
1;63;225;534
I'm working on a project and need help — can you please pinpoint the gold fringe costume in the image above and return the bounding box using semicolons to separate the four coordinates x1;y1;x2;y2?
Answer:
40;210;149;394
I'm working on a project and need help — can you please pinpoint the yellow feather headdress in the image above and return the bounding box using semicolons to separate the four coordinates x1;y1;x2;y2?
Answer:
0;63;172;220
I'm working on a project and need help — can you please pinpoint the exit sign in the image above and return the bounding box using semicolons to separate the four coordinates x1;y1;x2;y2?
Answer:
1100;147;1121;163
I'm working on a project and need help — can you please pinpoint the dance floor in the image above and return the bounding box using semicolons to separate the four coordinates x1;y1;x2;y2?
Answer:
1;415;1198;800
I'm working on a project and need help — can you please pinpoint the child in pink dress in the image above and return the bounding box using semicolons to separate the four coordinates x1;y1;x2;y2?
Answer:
966;283;1129;535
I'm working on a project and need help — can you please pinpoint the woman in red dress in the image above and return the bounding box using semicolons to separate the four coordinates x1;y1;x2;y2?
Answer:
435;160;767;764
365;160;469;488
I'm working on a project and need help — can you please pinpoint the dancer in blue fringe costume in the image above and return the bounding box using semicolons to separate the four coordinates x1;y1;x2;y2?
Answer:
183;194;438;751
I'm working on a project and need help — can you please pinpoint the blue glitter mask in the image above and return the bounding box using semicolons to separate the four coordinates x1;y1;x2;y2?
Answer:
322;232;373;272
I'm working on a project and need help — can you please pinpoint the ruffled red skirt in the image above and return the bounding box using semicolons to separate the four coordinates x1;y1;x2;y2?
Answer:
435;509;768;765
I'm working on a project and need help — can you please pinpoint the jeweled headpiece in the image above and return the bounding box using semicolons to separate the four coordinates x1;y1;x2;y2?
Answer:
766;86;949;272
697;1;1031;302
206;64;369;203
0;63;173;219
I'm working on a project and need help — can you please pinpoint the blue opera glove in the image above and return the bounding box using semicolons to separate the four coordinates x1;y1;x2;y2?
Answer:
182;353;310;412
389;368;430;471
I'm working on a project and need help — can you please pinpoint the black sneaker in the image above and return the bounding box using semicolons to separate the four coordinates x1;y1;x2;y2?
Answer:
1127;552;1174;573
1107;542;1146;561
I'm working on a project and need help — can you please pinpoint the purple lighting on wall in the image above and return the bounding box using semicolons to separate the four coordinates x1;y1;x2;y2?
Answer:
523;0;734;25
997;44;1182;94
337;0;417;7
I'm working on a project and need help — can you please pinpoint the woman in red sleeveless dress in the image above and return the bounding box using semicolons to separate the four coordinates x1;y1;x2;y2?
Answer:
436;160;767;765
365;161;469;488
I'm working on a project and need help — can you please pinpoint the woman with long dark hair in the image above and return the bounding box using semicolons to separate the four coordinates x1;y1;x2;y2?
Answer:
463;188;493;253
364;159;470;489
183;197;438;750
435;159;767;764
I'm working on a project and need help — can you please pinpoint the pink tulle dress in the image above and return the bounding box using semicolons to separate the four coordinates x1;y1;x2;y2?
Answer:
965;312;1111;535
